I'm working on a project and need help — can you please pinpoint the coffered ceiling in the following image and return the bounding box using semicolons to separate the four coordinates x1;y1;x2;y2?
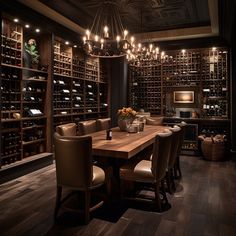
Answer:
17;0;219;42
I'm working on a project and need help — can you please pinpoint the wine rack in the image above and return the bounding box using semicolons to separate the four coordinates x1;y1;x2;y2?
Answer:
85;59;98;81
85;81;98;113
1;66;21;120
72;79;84;114
0;16;52;169
1;122;21;166
201;49;228;118
53;41;72;76
53;38;109;127
162;50;201;87
72;56;85;79
53;75;72;116
99;83;109;114
129;63;162;115
128;47;229;119
22;69;47;118
1;18;22;67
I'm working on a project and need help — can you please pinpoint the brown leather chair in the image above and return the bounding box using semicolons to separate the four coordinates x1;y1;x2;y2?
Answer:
54;133;105;224
120;130;172;211
78;120;97;135
146;116;164;126
56;123;77;136
96;118;111;131
174;121;187;179
166;125;181;193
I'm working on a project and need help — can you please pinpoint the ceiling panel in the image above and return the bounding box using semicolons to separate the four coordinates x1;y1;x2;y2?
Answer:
39;0;210;34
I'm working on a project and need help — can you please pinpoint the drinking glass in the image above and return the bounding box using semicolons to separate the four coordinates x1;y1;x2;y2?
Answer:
125;119;131;136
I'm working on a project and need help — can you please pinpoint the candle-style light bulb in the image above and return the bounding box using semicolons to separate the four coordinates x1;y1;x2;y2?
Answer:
95;35;99;42
116;35;121;42
86;29;90;40
138;43;142;52
131;36;134;44
104;26;109;38
83;36;86;44
123;30;128;39
149;44;153;52
116;35;121;48
101;38;104;49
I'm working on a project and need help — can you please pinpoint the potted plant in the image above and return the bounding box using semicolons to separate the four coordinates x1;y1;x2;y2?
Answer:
117;107;136;131
24;38;40;69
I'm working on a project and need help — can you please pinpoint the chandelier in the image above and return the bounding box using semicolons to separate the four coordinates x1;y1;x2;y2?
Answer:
127;43;166;65
83;1;134;58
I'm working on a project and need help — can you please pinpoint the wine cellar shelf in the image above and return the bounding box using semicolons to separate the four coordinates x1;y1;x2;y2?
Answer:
128;47;229;119
53;38;109;127
0;16;53;169
0;16;109;169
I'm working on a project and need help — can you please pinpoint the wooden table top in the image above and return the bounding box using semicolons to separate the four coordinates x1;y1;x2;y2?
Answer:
91;125;167;159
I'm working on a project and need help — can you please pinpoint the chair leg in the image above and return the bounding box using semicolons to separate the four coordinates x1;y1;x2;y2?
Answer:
174;156;182;179
54;186;62;220
170;168;176;192
154;182;162;212
166;170;172;194
160;180;169;206
84;190;91;224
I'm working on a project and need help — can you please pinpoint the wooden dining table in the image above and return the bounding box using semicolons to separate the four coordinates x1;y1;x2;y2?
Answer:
91;125;167;159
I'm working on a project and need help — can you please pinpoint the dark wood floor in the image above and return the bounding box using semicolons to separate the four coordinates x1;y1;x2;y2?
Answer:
1;155;236;236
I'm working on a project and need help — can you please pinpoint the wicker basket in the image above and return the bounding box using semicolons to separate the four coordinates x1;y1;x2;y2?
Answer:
201;136;225;161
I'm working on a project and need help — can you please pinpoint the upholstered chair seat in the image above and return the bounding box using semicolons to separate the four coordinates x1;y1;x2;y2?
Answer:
92;166;105;186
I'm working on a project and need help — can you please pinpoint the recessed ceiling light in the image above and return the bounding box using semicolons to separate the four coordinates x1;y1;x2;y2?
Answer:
35;28;40;33
25;24;30;28
182;49;186;53
73;45;77;48
212;47;216;51
13;18;19;23
65;41;69;45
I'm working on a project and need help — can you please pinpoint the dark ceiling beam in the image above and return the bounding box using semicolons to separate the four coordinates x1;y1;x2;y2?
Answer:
16;0;85;35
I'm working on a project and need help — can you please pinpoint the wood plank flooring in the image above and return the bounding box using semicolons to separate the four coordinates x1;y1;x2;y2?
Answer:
1;155;236;236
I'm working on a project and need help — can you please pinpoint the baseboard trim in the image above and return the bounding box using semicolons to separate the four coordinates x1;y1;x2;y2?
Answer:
0;153;53;184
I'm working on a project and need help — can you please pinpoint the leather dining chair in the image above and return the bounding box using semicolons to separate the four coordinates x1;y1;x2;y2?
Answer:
146;116;164;126
119;130;172;212
166;125;182;193
96;118;111;131
54;133;105;224
78;120;97;135
174;121;187;179
56;123;77;136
